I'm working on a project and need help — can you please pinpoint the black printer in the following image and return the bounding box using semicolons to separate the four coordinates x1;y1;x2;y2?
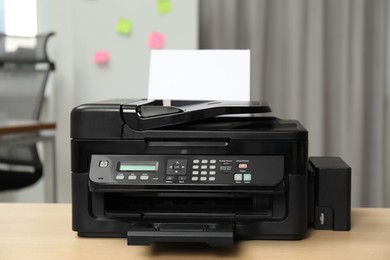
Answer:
71;99;351;247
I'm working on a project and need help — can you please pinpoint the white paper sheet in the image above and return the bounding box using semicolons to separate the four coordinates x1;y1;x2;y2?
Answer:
148;50;250;101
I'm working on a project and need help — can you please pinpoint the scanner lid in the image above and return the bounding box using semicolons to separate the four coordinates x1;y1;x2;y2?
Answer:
121;99;271;131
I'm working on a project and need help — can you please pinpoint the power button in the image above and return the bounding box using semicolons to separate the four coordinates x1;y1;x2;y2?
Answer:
99;161;108;167
238;163;248;169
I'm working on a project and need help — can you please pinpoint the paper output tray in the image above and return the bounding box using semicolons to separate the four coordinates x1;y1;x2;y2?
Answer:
127;219;234;247
121;99;271;130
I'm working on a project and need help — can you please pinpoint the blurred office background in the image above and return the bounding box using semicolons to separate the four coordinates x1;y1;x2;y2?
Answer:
0;0;389;207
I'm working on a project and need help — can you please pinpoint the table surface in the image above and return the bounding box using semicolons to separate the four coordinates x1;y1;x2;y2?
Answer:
0;204;389;259
0;120;56;135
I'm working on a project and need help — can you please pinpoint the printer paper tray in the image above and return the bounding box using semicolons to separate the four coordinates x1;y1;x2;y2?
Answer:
103;192;274;219
106;210;272;219
127;219;234;247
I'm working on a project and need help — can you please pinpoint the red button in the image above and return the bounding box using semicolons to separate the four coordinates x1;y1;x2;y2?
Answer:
238;163;248;169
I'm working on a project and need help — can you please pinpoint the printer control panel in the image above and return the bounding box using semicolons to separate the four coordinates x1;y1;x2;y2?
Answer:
89;155;284;187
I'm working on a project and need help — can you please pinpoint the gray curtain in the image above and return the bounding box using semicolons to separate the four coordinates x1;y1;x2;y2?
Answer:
199;0;389;207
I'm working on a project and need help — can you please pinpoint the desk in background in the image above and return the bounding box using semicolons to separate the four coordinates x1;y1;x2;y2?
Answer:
0;120;55;135
0;121;56;202
0;204;389;259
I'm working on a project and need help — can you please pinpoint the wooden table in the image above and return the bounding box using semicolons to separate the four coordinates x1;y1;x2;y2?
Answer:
0;204;389;260
0;121;56;202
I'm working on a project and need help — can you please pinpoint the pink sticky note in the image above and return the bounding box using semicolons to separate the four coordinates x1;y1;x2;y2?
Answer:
148;32;165;49
93;51;110;64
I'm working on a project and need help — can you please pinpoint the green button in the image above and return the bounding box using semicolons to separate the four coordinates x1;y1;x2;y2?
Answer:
243;174;252;181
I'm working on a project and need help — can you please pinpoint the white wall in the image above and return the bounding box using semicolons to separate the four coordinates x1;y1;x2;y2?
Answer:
51;0;76;203
53;0;198;202
74;0;198;104
0;0;198;203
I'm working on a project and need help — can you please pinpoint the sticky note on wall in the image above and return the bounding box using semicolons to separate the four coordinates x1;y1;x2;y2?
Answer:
93;51;110;64
116;18;133;35
157;0;172;14
148;32;165;49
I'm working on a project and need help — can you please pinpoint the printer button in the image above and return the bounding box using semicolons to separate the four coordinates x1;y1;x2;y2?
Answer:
140;175;149;180
115;174;125;180
209;177;216;181
243;174;252;181
201;165;208;169
173;163;182;170
128;175;137;180
178;176;187;181
192;165;199;169
200;177;207;181
201;171;208;175
201;160;208;164
220;165;232;171
165;176;174;181
209;171;216;175
238;163;248;169
167;159;187;175
192;171;199;175
234;174;242;181
99;160;109;167
209;165;216;170
191;176;199;181
193;159;200;164
210;160;217;164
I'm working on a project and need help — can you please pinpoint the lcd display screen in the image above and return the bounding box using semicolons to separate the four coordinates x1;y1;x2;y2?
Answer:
119;162;158;172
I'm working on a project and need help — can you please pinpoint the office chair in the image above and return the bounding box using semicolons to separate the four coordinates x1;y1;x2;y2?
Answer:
0;32;55;191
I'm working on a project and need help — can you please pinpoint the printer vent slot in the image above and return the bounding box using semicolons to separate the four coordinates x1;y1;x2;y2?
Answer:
104;192;273;218
146;139;229;147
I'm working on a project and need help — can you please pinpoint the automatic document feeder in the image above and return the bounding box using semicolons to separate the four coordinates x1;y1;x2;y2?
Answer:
71;99;351;247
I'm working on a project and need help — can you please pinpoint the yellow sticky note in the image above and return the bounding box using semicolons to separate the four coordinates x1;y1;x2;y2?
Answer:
116;18;133;35
157;0;172;14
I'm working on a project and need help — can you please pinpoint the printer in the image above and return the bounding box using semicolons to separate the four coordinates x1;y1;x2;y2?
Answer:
71;99;351;247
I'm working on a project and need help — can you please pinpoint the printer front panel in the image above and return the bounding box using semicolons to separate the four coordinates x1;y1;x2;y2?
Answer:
72;137;308;240
88;154;285;191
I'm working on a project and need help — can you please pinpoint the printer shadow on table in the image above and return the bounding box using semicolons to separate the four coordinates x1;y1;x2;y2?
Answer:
149;242;240;256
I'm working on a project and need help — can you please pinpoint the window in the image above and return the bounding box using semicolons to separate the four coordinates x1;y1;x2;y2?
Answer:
2;0;37;52
4;0;37;36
